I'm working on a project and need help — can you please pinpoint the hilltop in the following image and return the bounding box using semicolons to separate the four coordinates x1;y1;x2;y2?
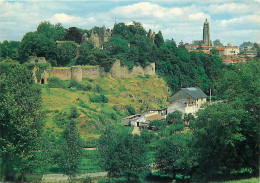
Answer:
41;75;170;140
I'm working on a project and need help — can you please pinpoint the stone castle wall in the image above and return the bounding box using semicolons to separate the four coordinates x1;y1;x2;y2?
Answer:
52;67;72;80
46;60;155;82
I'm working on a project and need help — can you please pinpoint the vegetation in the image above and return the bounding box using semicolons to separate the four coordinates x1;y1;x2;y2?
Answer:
98;125;150;181
0;62;43;182
58;119;83;179
0;19;259;183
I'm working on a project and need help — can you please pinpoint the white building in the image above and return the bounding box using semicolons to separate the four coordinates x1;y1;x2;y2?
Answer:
168;87;207;116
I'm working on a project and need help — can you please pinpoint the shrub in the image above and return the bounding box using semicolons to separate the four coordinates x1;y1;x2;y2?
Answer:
89;95;109;103
83;139;98;148
94;84;103;93
48;77;67;88
68;79;92;91
126;105;136;115
110;112;117;120
35;70;41;82
69;106;80;119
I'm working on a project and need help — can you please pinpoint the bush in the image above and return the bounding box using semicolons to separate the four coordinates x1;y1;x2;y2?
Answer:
94;84;103;93
69;106;80;119
83;139;98;148
35;70;41;82
68;79;92;91
126;105;136;115
48;77;67;88
89;95;109;103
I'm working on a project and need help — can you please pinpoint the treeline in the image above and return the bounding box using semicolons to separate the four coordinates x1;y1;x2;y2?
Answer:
0;21;223;93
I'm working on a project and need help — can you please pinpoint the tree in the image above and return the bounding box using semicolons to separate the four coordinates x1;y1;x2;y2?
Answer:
0;40;20;60
154;31;164;48
65;27;82;44
189;60;259;180
37;21;66;41
59;120;83;180
213;39;223;47
19;31;56;63
106;35;129;55
166;110;183;125
189;103;250;181
76;42;95;65
98;126;150;181
0;62;43;181
154;133;192;179
56;41;78;66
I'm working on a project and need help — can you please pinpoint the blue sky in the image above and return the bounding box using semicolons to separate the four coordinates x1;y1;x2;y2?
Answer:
0;0;260;46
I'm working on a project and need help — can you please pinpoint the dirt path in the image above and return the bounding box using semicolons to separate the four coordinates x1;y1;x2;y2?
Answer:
132;126;140;135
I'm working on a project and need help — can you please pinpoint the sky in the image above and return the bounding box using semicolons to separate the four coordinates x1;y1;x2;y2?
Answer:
0;0;260;46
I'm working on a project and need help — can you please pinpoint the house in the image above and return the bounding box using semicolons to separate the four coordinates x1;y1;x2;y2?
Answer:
136;113;165;128
168;87;207;115
121;109;166;127
121;114;141;126
217;46;240;56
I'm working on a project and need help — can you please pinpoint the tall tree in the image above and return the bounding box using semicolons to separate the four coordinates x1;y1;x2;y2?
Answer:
59;119;83;180
37;21;66;41
0;62;43;181
0;40;20;60
56;41;78;66
98;126;150;181
65;27;82;44
19;31;56;63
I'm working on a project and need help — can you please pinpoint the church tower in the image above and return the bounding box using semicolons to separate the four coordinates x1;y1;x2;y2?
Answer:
203;19;211;46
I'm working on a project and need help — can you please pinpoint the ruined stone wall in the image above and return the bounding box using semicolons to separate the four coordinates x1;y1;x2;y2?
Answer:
109;60;155;79
46;60;155;82
82;65;104;79
71;66;82;82
51;67;72;80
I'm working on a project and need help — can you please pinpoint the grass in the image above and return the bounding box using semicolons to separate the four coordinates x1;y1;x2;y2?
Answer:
80;149;102;173
41;75;170;140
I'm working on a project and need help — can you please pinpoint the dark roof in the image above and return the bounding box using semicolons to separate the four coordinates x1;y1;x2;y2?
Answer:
181;87;207;100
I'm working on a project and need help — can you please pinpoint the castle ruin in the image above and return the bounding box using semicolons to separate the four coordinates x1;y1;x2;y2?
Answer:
36;59;156;84
82;25;112;49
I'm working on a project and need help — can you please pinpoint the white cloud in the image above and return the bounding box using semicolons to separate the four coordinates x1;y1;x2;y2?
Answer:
50;13;84;25
218;15;260;28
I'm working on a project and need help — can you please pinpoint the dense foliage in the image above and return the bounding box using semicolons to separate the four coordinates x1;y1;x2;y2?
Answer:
1;21;224;93
58;119;83;179
98;126;150;181
0;62;43;181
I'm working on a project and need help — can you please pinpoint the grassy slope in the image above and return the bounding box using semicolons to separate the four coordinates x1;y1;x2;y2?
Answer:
41;75;170;140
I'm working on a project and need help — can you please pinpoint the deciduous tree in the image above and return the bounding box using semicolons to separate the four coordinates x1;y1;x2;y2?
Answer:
0;62;43;181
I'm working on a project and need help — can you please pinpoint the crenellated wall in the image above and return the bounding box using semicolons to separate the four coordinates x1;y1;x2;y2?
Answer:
43;60;155;82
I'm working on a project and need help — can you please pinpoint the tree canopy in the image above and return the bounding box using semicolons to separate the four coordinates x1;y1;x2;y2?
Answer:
0;62;43;181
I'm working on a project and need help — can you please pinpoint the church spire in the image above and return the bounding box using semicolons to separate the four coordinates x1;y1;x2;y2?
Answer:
203;19;211;46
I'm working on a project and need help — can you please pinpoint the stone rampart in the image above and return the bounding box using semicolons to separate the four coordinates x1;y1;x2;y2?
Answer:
82;65;104;79
71;66;82;82
51;67;72;80
46;60;155;82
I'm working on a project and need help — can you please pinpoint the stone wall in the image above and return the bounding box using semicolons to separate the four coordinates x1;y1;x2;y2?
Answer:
109;60;155;79
51;67;72;80
45;60;155;82
82;65;105;79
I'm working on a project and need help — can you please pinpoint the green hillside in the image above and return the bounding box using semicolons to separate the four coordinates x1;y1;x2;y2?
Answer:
41;75;170;140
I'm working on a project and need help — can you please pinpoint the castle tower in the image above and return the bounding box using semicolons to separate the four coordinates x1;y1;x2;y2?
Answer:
203;19;211;46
